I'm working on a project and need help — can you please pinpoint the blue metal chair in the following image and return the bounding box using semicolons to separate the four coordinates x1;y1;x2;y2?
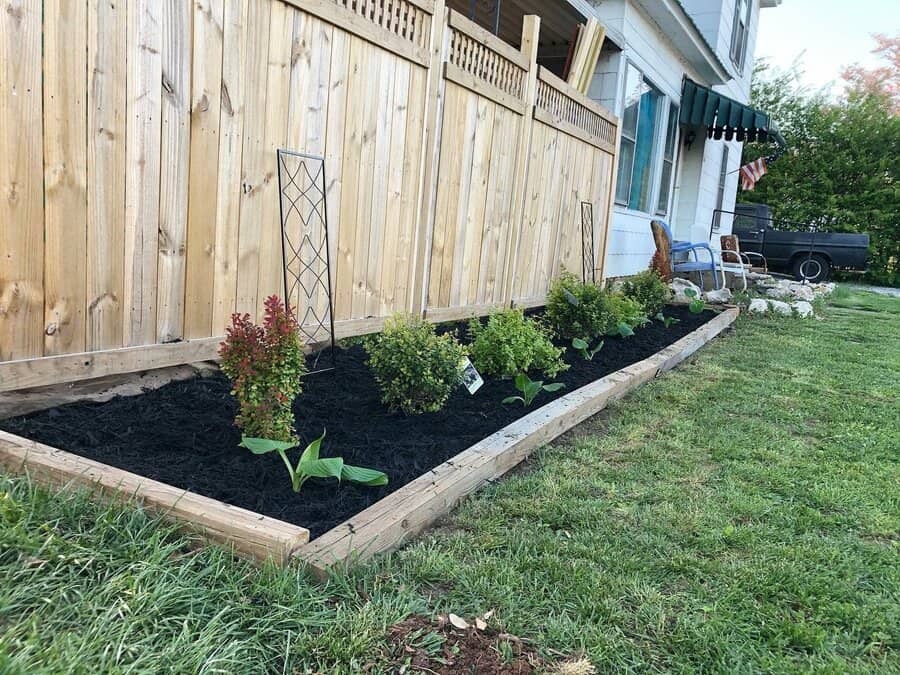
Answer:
651;220;721;290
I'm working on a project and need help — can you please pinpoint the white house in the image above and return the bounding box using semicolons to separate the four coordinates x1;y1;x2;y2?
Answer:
446;0;782;279
576;0;783;277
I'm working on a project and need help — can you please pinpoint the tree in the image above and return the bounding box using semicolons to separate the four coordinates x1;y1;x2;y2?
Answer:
741;47;900;286
842;34;900;114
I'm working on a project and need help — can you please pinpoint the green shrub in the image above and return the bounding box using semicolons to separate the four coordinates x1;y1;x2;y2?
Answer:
364;314;466;415
621;270;672;316
603;292;648;332
468;309;566;379
546;272;609;339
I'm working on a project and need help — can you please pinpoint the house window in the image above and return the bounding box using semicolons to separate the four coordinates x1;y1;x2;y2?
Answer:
615;64;664;212
712;146;729;232
730;0;752;71
656;103;679;214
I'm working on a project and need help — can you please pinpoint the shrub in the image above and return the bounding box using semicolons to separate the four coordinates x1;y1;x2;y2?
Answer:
621;269;672;316
468;309;566;379
219;296;307;443
546;272;608;339
364;314;466;415
603;292;648;332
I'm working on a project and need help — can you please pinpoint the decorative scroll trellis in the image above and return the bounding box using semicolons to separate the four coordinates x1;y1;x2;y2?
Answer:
581;201;596;284
277;149;336;374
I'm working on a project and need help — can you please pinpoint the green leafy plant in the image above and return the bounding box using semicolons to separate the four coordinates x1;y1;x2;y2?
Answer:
546;272;610;339
683;289;706;314
219;296;307;443
604;292;647;335
241;431;387;493
572;337;604;360
621;270;673;316
655;312;680;328
502;373;565;407
468;309;566;379
364;314;466;415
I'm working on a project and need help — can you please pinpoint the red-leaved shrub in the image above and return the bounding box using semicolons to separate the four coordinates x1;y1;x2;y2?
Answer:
219;296;307;442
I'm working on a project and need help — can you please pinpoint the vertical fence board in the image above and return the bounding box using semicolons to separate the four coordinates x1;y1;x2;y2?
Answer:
0;1;44;361
43;0;88;357
254;1;293;317
211;0;250;332
124;0;163;346
234;0;271;317
184;0;225;338
157;0;193;343
86;0;126;352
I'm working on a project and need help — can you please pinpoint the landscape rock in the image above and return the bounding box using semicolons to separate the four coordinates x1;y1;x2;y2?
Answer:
769;299;793;315
792;301;815;318
748;299;770;314
704;288;733;304
670;277;702;304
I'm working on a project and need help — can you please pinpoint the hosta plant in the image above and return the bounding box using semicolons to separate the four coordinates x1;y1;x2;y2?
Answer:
502;373;565;407
683;289;706;314
572;337;604;361
241;431;387;492
219;295;307;443
655;312;680;328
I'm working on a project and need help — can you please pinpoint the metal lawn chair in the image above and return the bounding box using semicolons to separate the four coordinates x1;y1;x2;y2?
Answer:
650;220;721;290
714;234;768;291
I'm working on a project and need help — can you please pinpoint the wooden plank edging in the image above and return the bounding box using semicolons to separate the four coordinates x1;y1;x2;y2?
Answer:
0;430;310;563
294;307;739;574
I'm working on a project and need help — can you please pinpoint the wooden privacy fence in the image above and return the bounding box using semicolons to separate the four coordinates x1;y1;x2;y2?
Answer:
0;0;619;391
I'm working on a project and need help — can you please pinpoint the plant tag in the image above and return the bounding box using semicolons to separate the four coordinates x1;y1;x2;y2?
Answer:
460;357;484;394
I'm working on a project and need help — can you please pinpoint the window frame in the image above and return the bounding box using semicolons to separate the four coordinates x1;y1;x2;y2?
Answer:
730;0;752;72
656;102;680;216
613;62;672;214
712;145;730;233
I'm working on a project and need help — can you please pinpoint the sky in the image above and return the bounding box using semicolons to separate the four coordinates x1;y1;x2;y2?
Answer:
755;0;899;95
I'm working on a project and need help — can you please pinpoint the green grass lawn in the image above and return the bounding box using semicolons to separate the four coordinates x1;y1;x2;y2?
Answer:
2;290;898;674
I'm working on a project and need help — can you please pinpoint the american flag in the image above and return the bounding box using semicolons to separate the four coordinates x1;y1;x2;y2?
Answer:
739;157;768;191
739;150;783;191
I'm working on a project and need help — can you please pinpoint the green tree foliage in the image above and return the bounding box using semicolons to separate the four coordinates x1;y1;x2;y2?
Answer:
742;57;899;286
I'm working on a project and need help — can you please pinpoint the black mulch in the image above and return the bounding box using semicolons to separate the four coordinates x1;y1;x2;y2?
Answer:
1;306;717;539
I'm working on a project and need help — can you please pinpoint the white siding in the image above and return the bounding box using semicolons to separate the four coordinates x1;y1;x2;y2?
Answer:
580;0;768;277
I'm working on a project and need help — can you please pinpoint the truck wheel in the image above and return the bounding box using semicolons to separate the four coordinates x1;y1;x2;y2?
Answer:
792;254;830;282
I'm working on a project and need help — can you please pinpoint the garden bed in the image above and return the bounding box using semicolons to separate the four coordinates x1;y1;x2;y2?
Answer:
0;306;738;571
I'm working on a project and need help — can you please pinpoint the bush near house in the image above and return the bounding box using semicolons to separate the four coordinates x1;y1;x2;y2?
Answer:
468;309;566;379
621;270;673;316
547;272;649;339
364;314;466;415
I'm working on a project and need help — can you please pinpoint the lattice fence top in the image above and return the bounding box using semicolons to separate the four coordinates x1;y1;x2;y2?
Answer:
333;0;433;50
447;13;528;103
536;73;617;151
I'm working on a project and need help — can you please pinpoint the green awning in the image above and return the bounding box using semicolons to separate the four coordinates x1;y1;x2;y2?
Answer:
680;78;786;148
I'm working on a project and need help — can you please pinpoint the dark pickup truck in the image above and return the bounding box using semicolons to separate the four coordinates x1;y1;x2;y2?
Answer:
731;203;869;282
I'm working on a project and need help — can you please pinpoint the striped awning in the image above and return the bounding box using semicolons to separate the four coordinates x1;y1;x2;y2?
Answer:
680;78;786;147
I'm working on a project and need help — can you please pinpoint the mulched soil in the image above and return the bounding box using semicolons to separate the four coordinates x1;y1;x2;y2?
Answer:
1;306;716;538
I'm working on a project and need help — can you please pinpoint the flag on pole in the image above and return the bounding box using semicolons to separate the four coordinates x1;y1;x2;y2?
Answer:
739;156;768;191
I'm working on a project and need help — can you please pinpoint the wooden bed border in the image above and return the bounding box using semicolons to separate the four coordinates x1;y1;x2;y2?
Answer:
0;431;310;563
294;307;739;575
0;308;738;573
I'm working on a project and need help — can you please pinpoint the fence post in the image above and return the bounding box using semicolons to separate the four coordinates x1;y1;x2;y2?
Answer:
502;15;541;306
410;0;449;317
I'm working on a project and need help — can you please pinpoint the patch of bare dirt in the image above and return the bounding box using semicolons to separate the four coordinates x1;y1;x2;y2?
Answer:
386;615;542;674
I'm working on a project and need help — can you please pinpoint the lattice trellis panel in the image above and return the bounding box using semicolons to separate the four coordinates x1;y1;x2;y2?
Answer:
277;150;336;374
581;201;596;284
